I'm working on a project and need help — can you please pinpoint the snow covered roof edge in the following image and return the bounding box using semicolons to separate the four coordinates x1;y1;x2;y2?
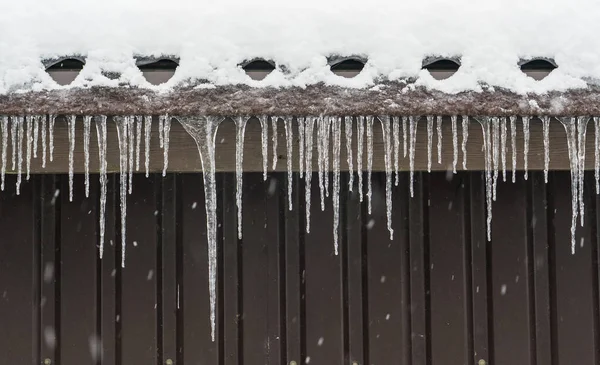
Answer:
1;83;600;116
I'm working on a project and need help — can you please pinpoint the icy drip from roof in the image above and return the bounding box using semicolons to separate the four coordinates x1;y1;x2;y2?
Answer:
0;0;599;94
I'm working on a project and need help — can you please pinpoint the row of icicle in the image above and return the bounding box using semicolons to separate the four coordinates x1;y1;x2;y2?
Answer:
0;114;597;341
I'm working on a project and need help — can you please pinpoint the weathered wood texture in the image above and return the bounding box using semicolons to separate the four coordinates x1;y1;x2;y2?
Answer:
5;115;597;174
1;171;600;365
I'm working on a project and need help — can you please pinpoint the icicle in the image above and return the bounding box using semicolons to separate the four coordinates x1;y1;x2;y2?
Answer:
284;116;294;210
163;114;171;177
1;116;7;190
41;115;47;168
128;116;134;194
541;116;550;183
177;116;224;342
271;116;279;170
158;114;165;148
95;116;108;259
323;117;331;198
332;116;342;255
596;117;600;193
33;115;39;159
558;117;579;254
392;116;400;186
49;114;56;162
25;116;32;181
500;117;507;182
510;116;517;183
409;116;419;198
234;116;250;239
462;116;469;170
67;115;76;201
16;116;23;195
345;116;354;191
379;116;394;240
304;117;316;232
426;116;433;173
135;116;142;171
357;116;365;202
477;117;493;241
299;117;305;179
10;116;17;171
491;117;500;201
366;116;374;213
436;115;443;164
523;116;530;180
452;115;458;174
258;116;269;180
144;116;152;178
317;117;325;211
115;116;129;268
577;116;589;227
402;116;407;158
84;115;91;198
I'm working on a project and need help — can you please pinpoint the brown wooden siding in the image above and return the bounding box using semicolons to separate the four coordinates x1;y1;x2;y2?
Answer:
1;170;599;365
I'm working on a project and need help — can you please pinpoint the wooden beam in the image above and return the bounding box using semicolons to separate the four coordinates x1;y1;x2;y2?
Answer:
4;116;594;174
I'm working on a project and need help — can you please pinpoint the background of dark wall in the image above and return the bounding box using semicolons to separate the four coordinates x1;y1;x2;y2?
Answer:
0;171;599;365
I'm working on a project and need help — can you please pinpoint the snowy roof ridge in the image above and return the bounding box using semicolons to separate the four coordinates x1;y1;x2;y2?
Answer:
1;83;600;116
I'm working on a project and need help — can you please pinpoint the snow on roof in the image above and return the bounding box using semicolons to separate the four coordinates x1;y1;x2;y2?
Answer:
1;0;599;95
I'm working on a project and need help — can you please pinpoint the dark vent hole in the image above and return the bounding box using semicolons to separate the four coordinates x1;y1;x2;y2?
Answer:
422;59;460;80
331;59;365;78
139;59;179;85
46;58;85;86
243;60;276;81
520;59;557;80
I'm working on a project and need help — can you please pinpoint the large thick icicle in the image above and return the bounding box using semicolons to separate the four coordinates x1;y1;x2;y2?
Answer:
271;116;279;170
392;116;400;186
49;115;56;162
16;116;23;195
95;116;108;259
84;115;91;198
491;117;500;201
234;116;250;239
427;116;433;173
596;117;600;193
357;116;365;202
452;115;458;173
577;116;589;227
462;116;469;170
402;116;408;158
510;116;517;183
304;117;315;232
144;116;152;177
258;116;269;181
1;116;7;190
128;117;134;193
541;116;551;183
558;117;579;254
162;114;171;177
317;116;331;210
366;116;374;213
345;116;354;191
323;117;331;198
299;117;306;179
436;115;442;164
500;117;507;182
332;116;342;255
409;116;419;198
284;116;294;210
41;115;47;168
33;116;39;159
317;117;325;210
115;116;129;268
176;115;224;342
25;116;32;181
379;116;394;240
522;116;530;180
135;116;142;172
10;116;17;171
158;114;165;148
477;117;493;241
67;115;76;201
